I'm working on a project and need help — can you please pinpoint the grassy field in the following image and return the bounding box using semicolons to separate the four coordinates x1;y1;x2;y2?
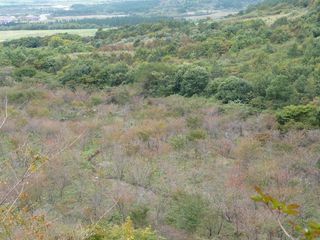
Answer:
0;29;98;42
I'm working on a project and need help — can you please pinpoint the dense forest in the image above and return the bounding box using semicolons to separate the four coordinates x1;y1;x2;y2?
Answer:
0;0;320;239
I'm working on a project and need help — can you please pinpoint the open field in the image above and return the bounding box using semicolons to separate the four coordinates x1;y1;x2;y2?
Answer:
0;28;98;42
182;9;237;20
54;14;130;21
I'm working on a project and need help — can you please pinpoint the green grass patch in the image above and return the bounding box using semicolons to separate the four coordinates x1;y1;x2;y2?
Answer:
0;29;98;42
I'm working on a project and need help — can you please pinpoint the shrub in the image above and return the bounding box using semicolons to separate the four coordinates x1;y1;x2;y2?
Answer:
90;96;104;106
86;218;160;240
3;37;43;48
287;43;303;57
130;205;149;227
107;87;131;105
216;76;253;103
135;63;176;97
186;115;202;129
60;62;95;88
13;66;37;79
276;103;320;130
179;66;210;97
167;192;207;233
4;48;27;67
27;103;50;118
272;17;289;27
98;63;133;87
59;60;122;88
169;135;187;150
204;78;226;96
270;28;290;44
141;71;175;97
186;129;207;141
48;35;65;48
36;56;68;73
7;88;45;104
266;75;297;107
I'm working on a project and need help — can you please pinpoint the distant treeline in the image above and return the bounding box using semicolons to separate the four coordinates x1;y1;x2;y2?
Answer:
0;16;172;31
52;0;160;16
53;0;261;17
215;0;262;8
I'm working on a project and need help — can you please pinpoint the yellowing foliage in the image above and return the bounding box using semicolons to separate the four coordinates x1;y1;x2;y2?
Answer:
86;217;161;240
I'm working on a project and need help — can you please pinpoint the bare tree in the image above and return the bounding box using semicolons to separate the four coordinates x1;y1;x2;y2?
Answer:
0;128;86;238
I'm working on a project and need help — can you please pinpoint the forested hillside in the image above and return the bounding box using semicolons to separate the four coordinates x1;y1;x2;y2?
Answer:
0;0;319;239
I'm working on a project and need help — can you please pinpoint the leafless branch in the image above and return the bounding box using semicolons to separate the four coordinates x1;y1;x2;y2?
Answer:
266;205;296;240
0;131;86;207
52;131;87;158
277;218;296;240
93;200;118;227
26;130;87;178
0;166;31;206
1;183;26;223
0;95;8;130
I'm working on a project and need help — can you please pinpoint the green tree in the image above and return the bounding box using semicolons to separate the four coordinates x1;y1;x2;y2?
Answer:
179;66;209;97
288;43;303;57
167;193;207;233
60;62;96;88
266;75;297;107
48;35;65;48
108;63;133;86
4;48;27;67
276;103;320;130
98;63;132;87
270;28;290;44
135;63;176;97
216;76;253;103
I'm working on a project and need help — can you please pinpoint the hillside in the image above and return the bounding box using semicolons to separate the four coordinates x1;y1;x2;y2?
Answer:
0;0;320;239
0;0;261;31
50;0;261;17
153;0;262;12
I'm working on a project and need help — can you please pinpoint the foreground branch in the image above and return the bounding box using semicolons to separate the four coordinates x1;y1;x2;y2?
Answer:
0;131;86;209
0;95;8;130
277;218;296;240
